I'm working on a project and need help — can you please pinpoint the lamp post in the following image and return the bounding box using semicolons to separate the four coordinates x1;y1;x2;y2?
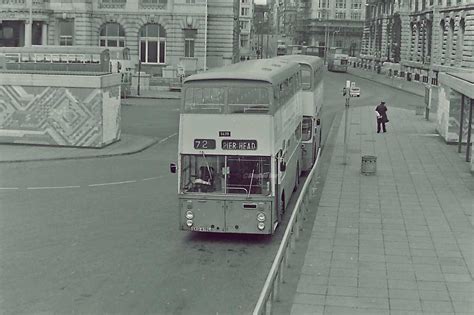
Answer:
332;29;340;48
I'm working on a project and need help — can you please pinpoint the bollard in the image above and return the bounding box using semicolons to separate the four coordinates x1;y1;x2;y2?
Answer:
361;155;377;175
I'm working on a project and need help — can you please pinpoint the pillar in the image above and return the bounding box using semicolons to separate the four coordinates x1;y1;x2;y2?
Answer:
24;20;32;47
41;23;48;45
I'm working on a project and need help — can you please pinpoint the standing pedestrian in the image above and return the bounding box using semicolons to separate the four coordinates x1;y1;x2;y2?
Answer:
375;101;389;133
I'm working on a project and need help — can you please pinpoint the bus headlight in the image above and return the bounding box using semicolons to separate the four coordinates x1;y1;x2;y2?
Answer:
257;212;266;222
257;222;265;230
185;210;194;220
186;220;193;227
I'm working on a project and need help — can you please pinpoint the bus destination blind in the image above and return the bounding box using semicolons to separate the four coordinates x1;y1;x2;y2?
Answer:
222;140;257;150
193;139;216;149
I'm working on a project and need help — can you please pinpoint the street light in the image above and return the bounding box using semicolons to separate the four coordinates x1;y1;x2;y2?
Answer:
332;29;340;48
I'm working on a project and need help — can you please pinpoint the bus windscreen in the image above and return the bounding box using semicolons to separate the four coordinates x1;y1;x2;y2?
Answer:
180;155;271;195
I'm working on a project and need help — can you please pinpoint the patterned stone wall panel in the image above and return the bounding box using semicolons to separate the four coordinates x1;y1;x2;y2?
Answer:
0;84;119;148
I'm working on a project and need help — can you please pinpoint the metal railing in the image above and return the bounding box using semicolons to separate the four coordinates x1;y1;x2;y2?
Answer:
253;148;322;315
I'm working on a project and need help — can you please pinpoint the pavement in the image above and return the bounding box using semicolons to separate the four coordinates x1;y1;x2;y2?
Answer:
347;66;426;98
290;105;474;315
0;133;159;163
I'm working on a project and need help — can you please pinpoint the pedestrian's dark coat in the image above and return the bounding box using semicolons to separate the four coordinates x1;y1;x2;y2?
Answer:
375;103;388;123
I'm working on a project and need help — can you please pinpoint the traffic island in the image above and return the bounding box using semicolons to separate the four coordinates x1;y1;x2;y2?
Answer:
0;71;122;148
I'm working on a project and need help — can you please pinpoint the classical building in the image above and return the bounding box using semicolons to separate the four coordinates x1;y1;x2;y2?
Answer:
295;0;366;56
239;0;253;60
361;0;474;85
0;0;240;74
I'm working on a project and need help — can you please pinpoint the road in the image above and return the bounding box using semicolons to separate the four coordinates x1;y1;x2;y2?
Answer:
0;71;423;314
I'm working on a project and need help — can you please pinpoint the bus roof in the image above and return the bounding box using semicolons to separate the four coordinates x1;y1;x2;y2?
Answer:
273;55;324;70
183;58;300;86
0;45;109;54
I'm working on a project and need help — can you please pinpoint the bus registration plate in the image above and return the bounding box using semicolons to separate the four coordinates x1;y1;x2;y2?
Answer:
190;226;213;232
222;140;257;150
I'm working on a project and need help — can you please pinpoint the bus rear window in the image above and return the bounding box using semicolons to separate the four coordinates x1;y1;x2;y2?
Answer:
184;87;225;113
228;87;269;113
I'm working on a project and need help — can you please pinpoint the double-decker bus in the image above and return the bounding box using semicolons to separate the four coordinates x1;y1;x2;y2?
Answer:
171;58;304;234
327;47;349;72
275;55;324;172
0;45;110;72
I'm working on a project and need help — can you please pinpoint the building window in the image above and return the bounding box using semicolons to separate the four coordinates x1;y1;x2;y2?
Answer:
186;0;195;3
184;29;196;57
142;0;167;5
240;21;249;31
335;11;346;19
319;0;328;8
58;20;74;46
351;12;361;20
241;7;249;16
318;11;328;19
351;0;361;9
335;0;346;9
240;34;249;49
99;23;126;47
139;23;166;64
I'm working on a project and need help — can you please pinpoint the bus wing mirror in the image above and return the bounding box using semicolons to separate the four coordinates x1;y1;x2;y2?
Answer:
316;118;321;126
279;161;286;172
170;163;177;174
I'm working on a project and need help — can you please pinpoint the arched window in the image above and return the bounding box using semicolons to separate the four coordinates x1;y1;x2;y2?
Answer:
439;19;445;64
139;24;166;64
456;18;465;63
447;18;455;65
99;23;126;47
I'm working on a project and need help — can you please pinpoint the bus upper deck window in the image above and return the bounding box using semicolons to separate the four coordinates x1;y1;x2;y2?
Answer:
184;87;225;113
301;68;311;90
228;87;269;114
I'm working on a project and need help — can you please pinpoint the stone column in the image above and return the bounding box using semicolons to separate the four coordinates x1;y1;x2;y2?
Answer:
41;23;48;45
24;20;32;47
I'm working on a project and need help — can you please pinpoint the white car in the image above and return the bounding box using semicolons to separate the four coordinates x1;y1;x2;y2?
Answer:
349;87;361;97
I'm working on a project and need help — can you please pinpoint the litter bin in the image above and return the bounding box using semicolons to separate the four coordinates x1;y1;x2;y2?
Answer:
361;155;377;175
415;105;425;115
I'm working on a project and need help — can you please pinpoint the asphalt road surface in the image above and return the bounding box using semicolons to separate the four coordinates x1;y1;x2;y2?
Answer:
0;70;423;314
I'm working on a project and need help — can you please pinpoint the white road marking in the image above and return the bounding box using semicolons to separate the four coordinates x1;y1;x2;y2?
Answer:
159;133;177;143
88;180;137;187
27;185;80;190
0;187;20;190
142;175;165;181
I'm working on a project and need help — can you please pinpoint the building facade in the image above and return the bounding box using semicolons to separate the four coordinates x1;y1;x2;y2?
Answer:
295;0;366;56
0;0;240;75
239;0;254;60
361;0;474;85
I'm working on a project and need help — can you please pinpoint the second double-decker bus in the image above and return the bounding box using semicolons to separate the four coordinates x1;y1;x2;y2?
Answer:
327;47;349;72
0;45;110;72
171;58;304;234
275;55;325;172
